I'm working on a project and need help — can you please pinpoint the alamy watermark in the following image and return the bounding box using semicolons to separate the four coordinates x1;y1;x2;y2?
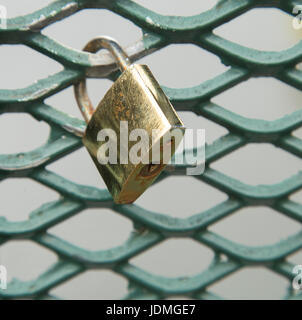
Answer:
96;122;205;176
293;5;302;30
0;5;7;29
0;265;7;290
292;265;302;290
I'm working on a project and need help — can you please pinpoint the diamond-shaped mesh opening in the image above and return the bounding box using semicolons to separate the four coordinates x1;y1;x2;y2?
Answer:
138;44;229;88
48;208;133;251
50;270;128;300
45;86;85;119
209;267;289;300
85;78;114;109
0;179;59;222
0;0;301;300
135;0;217;16
43;9;142;49
0;114;50;154
1;240;57;282
212;78;302;120
209;207;301;246
178;112;228;144
0;45;63;89
211;144;302;185
130;239;214;277
47;148;107;189
135;176;227;218
0;0;52;18
214;8;300;51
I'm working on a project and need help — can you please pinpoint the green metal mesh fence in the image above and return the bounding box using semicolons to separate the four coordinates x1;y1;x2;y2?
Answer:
0;0;302;299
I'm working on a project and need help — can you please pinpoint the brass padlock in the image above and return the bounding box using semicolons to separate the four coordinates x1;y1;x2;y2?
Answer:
74;36;185;204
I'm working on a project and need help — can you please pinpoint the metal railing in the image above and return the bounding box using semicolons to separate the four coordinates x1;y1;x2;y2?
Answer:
0;0;301;299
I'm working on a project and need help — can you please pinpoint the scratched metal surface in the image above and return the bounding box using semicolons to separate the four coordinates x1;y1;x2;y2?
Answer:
0;0;302;299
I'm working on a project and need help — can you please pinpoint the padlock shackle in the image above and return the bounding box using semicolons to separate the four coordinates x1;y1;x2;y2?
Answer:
74;36;131;123
83;36;131;72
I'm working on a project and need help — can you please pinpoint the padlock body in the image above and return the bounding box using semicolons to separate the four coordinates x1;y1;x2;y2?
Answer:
83;64;184;204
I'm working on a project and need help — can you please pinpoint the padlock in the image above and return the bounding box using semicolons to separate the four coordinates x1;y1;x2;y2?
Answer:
74;36;185;204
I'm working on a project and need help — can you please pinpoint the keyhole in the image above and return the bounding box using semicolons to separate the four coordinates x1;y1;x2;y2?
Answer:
139;163;164;177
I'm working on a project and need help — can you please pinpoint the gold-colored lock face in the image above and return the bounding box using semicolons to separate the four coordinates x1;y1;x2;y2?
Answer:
83;64;184;204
